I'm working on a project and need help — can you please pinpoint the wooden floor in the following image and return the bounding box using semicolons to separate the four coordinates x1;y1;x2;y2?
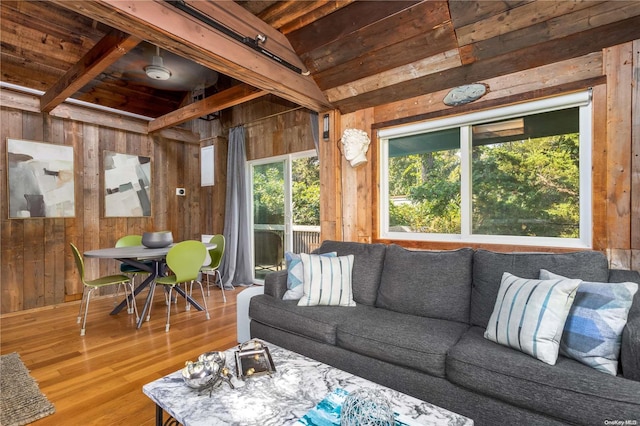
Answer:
0;285;245;425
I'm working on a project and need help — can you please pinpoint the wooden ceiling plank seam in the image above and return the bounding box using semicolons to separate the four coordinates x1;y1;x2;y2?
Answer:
181;0;307;72
287;0;423;54
455;0;605;46
300;1;451;74
448;0;534;29
0;88;198;143
259;0;346;32
313;22;458;91
324;48;461;104
148;84;268;132
0;21;91;68
257;0;325;27
74;87;181;119
0;55;69;89
277;1;356;35
460;1;640;65
52;0;331;112
333;15;640;113
40;29;142;113
0;1;106;43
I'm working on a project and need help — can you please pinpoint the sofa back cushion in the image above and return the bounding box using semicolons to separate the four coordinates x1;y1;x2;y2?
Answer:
471;249;609;328
376;245;474;323
316;240;387;306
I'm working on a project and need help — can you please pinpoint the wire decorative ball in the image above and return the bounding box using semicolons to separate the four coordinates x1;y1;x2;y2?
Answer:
340;388;394;426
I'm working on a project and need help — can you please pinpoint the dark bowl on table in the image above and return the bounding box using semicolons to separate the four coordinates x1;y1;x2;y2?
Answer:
142;231;173;248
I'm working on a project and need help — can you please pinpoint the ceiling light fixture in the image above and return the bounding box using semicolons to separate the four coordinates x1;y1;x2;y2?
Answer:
145;46;172;80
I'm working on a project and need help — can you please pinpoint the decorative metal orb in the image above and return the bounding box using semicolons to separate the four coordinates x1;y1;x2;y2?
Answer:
198;351;226;367
340;388;394;426
142;231;173;248
181;359;221;390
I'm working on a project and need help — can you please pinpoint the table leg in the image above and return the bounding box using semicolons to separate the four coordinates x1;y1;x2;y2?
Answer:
156;403;180;426
155;404;163;426
110;258;156;316
172;286;204;311
110;273;154;315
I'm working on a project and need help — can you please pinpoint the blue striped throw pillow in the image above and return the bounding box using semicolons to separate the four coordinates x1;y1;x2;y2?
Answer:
297;253;355;307
540;269;638;375
484;272;581;365
283;251;337;300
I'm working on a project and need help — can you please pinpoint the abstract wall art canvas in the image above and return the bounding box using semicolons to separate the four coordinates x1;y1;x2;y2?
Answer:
7;139;75;218
104;151;151;217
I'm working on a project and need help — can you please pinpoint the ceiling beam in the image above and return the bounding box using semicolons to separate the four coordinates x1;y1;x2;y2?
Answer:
40;28;141;113
148;84;268;133
51;0;332;112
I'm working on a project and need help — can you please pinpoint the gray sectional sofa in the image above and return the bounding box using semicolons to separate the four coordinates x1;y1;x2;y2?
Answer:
248;240;640;425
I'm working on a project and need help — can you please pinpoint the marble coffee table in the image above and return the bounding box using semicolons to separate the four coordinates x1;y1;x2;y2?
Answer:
143;341;473;425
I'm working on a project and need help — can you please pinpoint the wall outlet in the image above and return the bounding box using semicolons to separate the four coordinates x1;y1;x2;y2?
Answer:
176;188;186;196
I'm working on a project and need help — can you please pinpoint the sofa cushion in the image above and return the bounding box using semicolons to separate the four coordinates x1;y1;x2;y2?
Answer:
297;253;356;307
336;306;469;378
447;327;640;424
540;269;638;375
484;272;580;365
471;249;609;328
316;241;387;306
376;246;473;322
249;294;367;345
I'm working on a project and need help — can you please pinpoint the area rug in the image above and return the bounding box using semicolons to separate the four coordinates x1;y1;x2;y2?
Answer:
0;352;55;426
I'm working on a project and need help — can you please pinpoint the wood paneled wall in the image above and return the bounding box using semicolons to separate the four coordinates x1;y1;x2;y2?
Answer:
2;41;638;314
320;42;640;271
0;103;220;313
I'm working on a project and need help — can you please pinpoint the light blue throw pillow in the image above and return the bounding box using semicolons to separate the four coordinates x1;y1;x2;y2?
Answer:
283;251;336;300
539;269;638;375
484;272;581;365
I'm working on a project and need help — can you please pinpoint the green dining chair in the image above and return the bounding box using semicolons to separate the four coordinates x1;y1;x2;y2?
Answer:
115;235;151;309
149;240;210;332
70;243;139;336
201;234;226;302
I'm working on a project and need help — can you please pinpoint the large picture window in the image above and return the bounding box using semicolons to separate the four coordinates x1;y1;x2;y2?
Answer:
379;91;592;247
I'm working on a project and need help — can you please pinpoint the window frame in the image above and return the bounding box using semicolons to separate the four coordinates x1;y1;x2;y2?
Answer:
248;149;318;281
378;91;593;248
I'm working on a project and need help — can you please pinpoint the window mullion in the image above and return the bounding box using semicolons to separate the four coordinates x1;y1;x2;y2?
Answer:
460;126;472;237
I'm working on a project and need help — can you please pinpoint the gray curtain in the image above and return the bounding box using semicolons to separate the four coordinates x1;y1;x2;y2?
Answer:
221;126;253;288
310;111;319;156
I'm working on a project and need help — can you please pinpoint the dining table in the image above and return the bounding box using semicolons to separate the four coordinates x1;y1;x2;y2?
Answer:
84;242;216;329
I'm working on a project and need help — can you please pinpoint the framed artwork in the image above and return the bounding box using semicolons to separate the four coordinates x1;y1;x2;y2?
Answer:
104;151;151;217
7;138;75;218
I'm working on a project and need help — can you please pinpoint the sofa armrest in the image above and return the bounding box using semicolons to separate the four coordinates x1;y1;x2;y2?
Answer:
264;270;288;299
621;313;640;381
622;286;640;381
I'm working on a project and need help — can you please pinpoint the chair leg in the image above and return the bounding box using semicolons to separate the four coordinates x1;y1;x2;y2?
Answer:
126;274;137;314
217;271;226;303
165;287;173;332
205;272;210;297
80;287;96;336
146;283;156;322
128;282;139;323
185;281;193;311
195;280;211;320
77;287;88;325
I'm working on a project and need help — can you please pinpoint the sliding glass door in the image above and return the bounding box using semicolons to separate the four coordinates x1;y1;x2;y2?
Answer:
250;151;319;281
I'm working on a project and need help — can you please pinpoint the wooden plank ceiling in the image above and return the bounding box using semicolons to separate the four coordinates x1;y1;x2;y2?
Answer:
1;0;640;133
